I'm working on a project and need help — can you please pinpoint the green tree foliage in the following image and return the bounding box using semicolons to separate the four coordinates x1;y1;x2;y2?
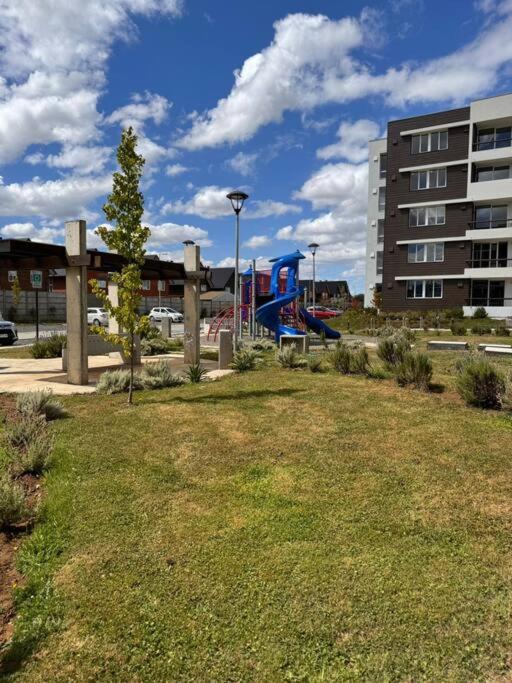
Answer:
89;128;150;403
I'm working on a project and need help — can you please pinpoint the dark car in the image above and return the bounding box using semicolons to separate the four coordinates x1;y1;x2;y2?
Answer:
0;314;18;346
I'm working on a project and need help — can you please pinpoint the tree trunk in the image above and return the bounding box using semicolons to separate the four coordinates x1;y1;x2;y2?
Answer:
128;332;134;405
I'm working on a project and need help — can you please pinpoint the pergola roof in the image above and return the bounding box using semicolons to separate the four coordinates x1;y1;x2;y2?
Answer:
0;239;208;281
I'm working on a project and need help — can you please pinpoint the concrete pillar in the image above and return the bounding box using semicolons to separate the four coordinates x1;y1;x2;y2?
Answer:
184;244;201;365
218;329;233;369
161;316;171;339
65;220;88;385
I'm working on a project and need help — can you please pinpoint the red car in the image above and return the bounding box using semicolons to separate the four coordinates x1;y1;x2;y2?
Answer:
306;306;339;319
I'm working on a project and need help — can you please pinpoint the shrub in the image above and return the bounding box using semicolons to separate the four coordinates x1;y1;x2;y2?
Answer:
0;475;28;528
450;322;467;336
141;336;172;356
200;349;219;361
14;428;54;475
395;351;433;391
456;357;505;409
307;355;323;373
186;363;208;383
470;324;492;335
329;341;351;374
473;307;488;319
2;413;47;452
444;307;464;320
245;339;275;352
350;345;370;376
377;334;411;368
276;344;306;369
230;349;260;373
16;389;66;421
96;369;144;394
30;334;67;359
141;361;184;389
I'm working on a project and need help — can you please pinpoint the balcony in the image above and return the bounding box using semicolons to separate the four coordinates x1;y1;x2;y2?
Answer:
473;133;512;152
467;218;512;230
464;257;512;279
466;257;512;268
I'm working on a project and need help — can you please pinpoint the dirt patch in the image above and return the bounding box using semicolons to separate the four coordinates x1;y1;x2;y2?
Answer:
0;473;42;651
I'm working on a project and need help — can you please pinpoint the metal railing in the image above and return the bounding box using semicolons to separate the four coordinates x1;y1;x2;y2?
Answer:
466;296;512;307
466;257;512;268
473;135;512;151
467;218;512;230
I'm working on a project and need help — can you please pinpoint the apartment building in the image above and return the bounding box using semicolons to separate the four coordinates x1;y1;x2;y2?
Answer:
365;92;512;317
364;138;387;307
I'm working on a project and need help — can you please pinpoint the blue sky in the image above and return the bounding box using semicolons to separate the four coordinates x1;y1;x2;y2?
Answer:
1;0;512;294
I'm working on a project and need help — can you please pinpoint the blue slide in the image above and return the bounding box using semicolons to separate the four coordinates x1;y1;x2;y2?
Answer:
255;250;340;342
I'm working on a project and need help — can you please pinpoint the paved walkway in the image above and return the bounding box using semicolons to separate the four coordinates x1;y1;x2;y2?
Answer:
0;354;220;395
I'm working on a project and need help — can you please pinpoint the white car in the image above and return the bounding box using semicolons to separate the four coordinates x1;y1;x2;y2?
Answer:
148;307;183;323
87;307;108;327
0;313;18;346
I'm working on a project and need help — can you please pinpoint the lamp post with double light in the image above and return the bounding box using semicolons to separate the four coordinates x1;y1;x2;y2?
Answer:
227;190;249;350
308;242;319;317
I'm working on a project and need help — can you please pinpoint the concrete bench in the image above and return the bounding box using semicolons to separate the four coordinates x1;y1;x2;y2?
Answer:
62;334;140;371
427;340;469;351
477;343;512;351
483;346;512;357
280;334;309;354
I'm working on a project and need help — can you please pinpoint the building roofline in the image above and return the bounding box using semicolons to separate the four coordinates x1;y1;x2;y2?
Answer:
472;90;512;105
388;105;470;127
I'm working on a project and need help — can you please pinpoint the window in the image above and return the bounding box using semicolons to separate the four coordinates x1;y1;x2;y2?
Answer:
409;205;445;227
378;186;386;211
411;130;448;154
141;280;151;291
410;168;447;190
475;165;510;182
407;242;444;263
473;205;508;229
471;280;505;306
471;242;508;268
379;153;387;178
476;126;512;151
376;251;383;274
377;219;384;243
406;279;443;299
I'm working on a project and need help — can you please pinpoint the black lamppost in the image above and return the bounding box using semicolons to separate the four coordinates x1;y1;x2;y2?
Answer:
227;190;249;349
308;242;319;316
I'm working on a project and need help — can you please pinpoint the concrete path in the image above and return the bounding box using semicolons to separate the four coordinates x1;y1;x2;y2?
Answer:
0;354;219;395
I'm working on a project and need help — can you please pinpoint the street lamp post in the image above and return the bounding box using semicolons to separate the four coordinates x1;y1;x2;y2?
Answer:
227;190;249;350
308;242;319;317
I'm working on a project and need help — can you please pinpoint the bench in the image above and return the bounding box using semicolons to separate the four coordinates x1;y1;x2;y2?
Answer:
483;346;512;357
477;343;512;351
427;340;469;351
62;334;141;371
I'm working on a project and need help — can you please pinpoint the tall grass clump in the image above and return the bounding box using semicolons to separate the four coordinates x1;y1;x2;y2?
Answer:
3;413;54;475
329;341;351;374
276;344;306;369
350;345;370;375
230;348;261;373
377;331;411;368
186;363;208;383
97;368;144;395
456;356;505;409
395;351;433;391
0;474;28;528
141;361;184;389
16;389;66;421
29;334;67;359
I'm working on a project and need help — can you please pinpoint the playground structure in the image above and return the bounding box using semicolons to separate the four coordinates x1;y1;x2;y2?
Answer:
207;250;341;343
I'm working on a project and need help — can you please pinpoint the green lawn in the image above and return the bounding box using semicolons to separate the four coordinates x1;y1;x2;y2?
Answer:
3;354;512;681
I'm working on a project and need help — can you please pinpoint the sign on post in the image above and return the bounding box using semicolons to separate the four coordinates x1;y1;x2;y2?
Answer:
30;270;43;289
8;270;17;283
158;280;166;292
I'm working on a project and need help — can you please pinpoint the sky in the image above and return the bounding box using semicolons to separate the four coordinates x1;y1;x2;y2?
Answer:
1;0;512;294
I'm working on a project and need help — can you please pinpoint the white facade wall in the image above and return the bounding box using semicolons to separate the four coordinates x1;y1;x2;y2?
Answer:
364;138;387;307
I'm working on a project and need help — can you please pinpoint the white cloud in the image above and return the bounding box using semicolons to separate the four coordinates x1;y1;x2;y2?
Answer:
0;174;111;220
243;234;271;248
0;221;64;243
275;225;294;240
147;222;212;248
217;256;272;270
179;7;512;149
228;151;259;176
317;119;381;162
294;161;368;211
163;185;301;220
106;91;171;130
165;163;189;176
44;145;112;175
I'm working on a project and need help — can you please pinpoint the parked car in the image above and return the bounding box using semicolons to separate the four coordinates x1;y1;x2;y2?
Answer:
87;307;108;327
148;307;183;323
0;313;18;346
306;305;339;320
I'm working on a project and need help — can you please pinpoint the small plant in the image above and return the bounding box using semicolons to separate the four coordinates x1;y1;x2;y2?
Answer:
0;474;28;528
307;355;323;373
395;351;433;391
230;349;260;373
456;357;505;409
2;413;47;452
30;334;67;359
470;324;492;335
276;344;306;369
350;345;370;376
16;389;66;421
472;307;488;319
319;329;328;349
96;368;144;395
377;334;411;368
141;361;184;389
14;428;55;475
246;339;275;352
186;363;208;383
329;341;351;374
450;322;467;336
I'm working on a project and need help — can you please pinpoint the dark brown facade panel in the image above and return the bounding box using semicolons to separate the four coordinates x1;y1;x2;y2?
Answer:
393;241;471;277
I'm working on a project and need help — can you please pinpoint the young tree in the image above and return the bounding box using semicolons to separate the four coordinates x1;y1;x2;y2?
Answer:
90;127;150;404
